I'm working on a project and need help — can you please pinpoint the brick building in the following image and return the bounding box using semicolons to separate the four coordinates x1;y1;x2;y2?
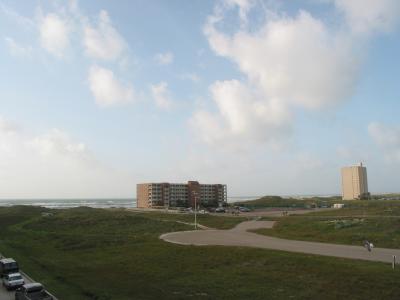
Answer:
136;181;227;208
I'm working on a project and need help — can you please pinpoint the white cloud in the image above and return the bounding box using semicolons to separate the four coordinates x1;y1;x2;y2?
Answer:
39;13;71;57
150;82;173;110
0;117;134;198
205;10;359;110
368;122;400;163
83;10;126;61
192;80;291;149
4;37;32;57
334;0;400;35
194;4;361;148
88;65;134;107
154;52;174;65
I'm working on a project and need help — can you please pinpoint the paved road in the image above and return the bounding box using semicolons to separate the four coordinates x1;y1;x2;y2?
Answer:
0;272;32;300
161;220;400;264
229;208;334;218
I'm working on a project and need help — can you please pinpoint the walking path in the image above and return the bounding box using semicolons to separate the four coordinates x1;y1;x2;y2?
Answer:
175;220;212;230
160;220;400;264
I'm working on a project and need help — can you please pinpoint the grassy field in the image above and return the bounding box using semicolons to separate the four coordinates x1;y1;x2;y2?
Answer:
1;206;400;299
253;201;400;248
234;195;342;208
235;195;400;209
127;209;248;229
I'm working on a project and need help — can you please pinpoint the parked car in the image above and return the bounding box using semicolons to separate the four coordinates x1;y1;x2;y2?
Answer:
239;207;251;212
2;272;24;290
215;207;226;213
0;258;19;277
15;283;53;300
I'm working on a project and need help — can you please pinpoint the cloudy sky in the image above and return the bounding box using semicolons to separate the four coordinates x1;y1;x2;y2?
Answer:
0;0;399;198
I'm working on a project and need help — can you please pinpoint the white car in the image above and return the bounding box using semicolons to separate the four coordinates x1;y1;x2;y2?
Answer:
2;272;24;290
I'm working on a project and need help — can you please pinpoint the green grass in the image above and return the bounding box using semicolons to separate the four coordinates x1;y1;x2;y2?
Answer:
308;200;400;216
128;210;247;229
234;195;343;208
234;195;400;209
1;206;400;299
252;201;400;248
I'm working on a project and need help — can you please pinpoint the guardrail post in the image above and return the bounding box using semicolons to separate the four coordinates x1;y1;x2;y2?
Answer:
393;255;396;270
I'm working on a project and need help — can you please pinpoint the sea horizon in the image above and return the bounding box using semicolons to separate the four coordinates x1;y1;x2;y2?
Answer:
0;195;345;210
0;196;259;209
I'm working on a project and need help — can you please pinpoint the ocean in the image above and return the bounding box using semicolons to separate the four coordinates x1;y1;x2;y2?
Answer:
0;199;137;209
0;196;260;209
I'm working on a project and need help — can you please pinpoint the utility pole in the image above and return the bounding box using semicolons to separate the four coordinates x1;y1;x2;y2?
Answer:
194;191;197;230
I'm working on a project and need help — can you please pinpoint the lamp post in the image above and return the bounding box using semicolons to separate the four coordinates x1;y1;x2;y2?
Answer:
193;191;198;230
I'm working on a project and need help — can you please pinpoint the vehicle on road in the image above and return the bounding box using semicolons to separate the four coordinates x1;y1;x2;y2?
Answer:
215;207;226;213
2;272;24;290
15;283;53;300
0;258;19;277
238;207;251;212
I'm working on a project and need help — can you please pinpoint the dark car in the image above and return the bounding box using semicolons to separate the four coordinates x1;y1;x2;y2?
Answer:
0;258;19;278
15;283;53;300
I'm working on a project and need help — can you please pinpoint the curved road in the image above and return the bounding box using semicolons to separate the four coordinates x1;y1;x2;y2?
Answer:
161;220;400;264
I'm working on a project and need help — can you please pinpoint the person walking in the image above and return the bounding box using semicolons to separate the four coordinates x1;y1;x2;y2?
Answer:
364;240;372;252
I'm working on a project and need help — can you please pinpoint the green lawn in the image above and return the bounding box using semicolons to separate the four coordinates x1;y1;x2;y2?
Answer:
235;195;400;209
234;195;343;208
253;201;400;248
127;209;248;229
1;206;400;299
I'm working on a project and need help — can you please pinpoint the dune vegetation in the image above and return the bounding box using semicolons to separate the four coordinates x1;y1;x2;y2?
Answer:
0;206;400;299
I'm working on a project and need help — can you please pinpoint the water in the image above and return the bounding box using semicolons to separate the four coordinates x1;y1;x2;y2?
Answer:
0;198;136;209
0;196;265;209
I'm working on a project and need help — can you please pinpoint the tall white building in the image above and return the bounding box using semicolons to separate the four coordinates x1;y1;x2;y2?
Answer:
341;163;369;200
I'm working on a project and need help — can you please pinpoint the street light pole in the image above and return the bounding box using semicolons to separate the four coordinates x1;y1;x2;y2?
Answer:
194;191;197;230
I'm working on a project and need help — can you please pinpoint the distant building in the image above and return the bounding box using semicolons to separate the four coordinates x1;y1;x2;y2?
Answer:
341;163;369;200
136;181;227;208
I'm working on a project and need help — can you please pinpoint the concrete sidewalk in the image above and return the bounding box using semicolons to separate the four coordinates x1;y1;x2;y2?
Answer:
160;220;400;264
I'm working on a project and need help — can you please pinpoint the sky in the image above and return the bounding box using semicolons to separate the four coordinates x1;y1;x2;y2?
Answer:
0;0;399;199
